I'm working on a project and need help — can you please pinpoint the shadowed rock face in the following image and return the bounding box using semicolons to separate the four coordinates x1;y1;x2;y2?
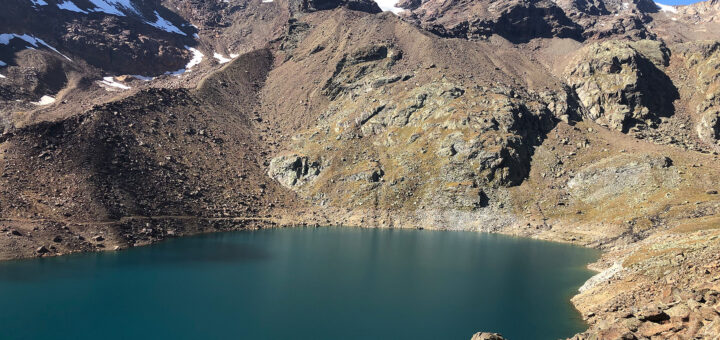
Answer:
403;0;584;43
401;0;664;42
298;0;382;12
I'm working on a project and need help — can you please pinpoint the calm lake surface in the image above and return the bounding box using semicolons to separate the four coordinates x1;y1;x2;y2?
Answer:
0;227;598;340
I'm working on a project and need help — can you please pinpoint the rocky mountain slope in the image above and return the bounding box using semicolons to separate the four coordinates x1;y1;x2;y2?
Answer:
2;0;720;338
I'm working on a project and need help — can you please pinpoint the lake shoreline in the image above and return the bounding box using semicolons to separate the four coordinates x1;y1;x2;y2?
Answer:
1;208;719;339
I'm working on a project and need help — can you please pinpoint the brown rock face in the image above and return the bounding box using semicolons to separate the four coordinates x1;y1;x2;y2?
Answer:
402;0;583;43
564;40;678;132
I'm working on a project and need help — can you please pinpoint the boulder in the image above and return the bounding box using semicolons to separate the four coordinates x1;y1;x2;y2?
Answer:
471;332;506;340
267;154;323;189
665;304;691;320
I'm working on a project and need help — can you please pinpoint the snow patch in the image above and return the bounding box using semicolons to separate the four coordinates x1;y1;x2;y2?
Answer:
0;60;6;67
99;76;130;90
0;33;72;61
86;0;138;16
373;0;404;14
147;11;186;35
130;75;154;81
31;95;56;106
579;263;623;293
655;2;678;13
0;73;6;78
213;52;233;64
57;1;88;13
29;0;49;6
165;46;204;76
185;47;204;69
262;0;274;3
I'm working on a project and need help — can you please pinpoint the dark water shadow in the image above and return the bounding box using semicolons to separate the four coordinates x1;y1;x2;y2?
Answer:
0;238;270;283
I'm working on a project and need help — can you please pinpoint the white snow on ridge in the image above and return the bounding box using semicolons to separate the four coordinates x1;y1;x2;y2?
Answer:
373;0;404;14
0;33;72;61
32;95;56;106
185;47;204;69
0;60;6;67
87;0;138;16
29;0;49;6
0;74;6;79
57;1;88;13
47;0;140;16
100;76;131;90
147;11;186;35
655;2;678;13
165;46;204;76
213;52;232;64
262;0;274;3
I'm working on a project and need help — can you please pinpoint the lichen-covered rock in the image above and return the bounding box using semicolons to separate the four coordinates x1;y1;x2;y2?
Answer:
471;332;506;340
271;65;561;211
565;40;678;132
322;44;403;100
698;108;720;142
268;154;324;189
677;41;720;146
567;154;677;205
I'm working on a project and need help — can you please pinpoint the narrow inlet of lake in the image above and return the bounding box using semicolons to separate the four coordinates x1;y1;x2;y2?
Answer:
0;227;599;339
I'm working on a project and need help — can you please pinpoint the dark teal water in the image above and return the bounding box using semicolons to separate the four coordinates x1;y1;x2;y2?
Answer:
0;227;598;340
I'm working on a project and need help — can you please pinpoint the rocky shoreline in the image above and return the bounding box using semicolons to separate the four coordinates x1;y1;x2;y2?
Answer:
2;205;718;339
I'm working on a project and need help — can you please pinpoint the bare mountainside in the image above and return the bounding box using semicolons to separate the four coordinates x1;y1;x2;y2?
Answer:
1;0;720;338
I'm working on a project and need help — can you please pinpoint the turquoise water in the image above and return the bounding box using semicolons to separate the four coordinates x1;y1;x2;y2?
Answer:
0;227;598;340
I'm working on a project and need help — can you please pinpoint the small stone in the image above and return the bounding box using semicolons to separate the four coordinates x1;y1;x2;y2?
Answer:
92;235;105;242
10;230;21;236
36;246;50;254
706;190;718;195
52;236;62;243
